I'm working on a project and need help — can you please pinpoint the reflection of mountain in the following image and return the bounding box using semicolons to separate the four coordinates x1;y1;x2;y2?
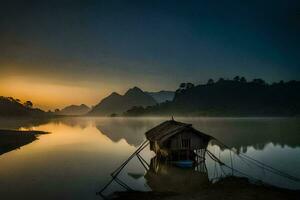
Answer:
183;118;300;152
97;118;300;151
95;119;161;146
89;87;157;116
1;117;299;152
0;117;52;130
51;117;90;129
145;157;209;193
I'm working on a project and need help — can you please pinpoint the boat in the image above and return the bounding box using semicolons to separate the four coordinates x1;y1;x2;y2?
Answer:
172;160;194;168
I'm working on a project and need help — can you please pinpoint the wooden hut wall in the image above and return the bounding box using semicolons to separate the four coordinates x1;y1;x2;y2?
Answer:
167;131;208;150
150;141;169;156
150;141;160;153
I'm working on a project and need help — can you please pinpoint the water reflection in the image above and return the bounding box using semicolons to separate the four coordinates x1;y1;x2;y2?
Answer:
93;117;300;151
1;117;300;151
179;118;300;151
0;117;299;199
95;118;157;146
145;157;209;193
0;130;38;155
0;117;52;130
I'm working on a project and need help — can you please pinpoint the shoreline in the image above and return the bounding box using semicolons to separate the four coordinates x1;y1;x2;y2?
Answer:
110;176;300;200
0;129;49;155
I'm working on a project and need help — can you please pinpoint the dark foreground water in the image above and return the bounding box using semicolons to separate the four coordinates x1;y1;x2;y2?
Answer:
0;117;299;199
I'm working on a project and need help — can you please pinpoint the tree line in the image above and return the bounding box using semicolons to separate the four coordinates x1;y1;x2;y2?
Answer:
125;77;300;116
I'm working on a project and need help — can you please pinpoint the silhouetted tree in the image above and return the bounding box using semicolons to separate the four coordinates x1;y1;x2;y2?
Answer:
123;77;300;116
252;78;266;85
178;82;194;91
179;83;186;88
233;76;240;82
279;80;284;85
0;97;46;117
207;79;214;85
186;82;194;89
55;109;60;112
24;101;33;108
217;78;225;83
240;77;247;83
287;80;296;84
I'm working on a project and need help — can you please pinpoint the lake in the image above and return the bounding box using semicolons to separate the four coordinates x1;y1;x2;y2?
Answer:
0;117;299;199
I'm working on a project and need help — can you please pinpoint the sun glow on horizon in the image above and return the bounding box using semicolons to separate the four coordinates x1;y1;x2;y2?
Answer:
0;77;106;110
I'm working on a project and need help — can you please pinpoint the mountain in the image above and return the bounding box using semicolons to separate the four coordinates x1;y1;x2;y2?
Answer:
0;96;46;117
57;104;90;116
125;78;300;116
88;87;157;116
146;91;174;103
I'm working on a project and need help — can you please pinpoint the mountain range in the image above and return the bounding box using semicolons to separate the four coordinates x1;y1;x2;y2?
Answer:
2;77;300;117
88;87;157;116
125;78;300;116
56;104;90;116
146;91;174;103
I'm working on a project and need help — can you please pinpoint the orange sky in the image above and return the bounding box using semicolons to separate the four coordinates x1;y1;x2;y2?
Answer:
0;76;110;110
1;0;299;111
0;64;177;110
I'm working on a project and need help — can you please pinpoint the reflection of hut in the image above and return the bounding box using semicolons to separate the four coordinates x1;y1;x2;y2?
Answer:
145;120;212;162
145;157;210;193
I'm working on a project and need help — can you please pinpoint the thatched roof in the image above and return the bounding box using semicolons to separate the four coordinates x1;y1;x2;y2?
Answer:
145;120;212;143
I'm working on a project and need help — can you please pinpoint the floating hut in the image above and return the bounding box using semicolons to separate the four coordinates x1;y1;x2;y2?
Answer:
145;119;212;164
98;120;300;197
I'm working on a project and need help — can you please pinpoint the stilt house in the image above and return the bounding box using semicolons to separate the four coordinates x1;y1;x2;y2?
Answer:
145;119;212;161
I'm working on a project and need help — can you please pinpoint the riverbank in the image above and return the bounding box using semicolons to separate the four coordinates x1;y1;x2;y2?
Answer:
110;177;300;200
0;129;49;155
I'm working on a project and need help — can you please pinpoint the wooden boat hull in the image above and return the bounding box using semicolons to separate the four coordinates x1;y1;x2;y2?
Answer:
172;160;194;168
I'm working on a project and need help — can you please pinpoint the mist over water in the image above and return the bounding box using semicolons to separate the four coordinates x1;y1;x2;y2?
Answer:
0;117;299;199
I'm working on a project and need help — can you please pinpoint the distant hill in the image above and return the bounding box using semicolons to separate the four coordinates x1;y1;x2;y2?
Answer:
125;78;300;116
0;96;46;117
56;104;90;116
146;91;174;103
88;87;157;116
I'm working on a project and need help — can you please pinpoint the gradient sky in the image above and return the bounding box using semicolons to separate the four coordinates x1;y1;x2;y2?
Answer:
0;0;299;110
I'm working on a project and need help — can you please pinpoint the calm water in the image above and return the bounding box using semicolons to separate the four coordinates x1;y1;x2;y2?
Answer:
0;117;300;199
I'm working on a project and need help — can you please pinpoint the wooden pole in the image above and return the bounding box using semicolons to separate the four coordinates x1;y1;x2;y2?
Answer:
137;153;150;168
137;154;148;171
111;140;149;177
98;140;149;195
230;150;234;175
